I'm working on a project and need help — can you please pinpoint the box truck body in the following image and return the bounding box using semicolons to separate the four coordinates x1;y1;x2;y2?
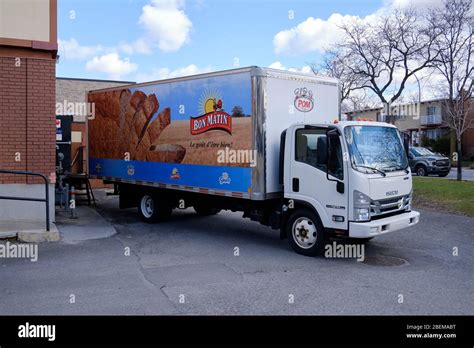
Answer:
88;67;338;200
88;66;419;257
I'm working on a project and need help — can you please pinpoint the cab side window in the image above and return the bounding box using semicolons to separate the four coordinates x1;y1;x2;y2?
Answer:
295;128;326;170
295;128;343;180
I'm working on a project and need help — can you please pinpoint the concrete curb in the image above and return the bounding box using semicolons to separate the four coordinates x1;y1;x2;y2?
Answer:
0;223;60;243
18;224;60;242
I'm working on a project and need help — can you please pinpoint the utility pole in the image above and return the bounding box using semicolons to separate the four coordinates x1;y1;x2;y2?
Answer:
414;73;422;146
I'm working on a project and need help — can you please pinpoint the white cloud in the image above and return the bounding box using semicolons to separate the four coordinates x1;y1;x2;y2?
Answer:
272;0;444;56
136;64;212;82
300;66;312;74
85;53;138;79
268;61;286;70
268;61;312;74
60;0;193;60
139;0;192;52
119;38;152;55
273;14;361;55
58;38;104;60
386;0;443;11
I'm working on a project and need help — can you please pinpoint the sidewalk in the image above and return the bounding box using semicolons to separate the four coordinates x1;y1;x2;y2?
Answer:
0;205;116;243
55;205;116;243
0;221;59;242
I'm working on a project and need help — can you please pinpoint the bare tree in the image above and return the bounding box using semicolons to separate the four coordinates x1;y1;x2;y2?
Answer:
311;49;366;112
338;8;440;123
429;0;473;180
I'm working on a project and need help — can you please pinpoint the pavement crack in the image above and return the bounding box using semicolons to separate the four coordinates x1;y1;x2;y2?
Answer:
111;228;178;311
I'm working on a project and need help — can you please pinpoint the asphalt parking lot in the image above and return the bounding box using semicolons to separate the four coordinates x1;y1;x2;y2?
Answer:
0;192;473;315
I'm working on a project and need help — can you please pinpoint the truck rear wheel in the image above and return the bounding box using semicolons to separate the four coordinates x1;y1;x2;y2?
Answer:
287;209;325;256
138;193;172;223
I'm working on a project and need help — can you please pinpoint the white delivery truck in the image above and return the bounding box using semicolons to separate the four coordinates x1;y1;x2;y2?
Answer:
88;66;420;256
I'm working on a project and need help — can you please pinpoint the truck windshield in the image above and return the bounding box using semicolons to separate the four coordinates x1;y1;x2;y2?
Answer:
411;147;434;156
344;126;408;174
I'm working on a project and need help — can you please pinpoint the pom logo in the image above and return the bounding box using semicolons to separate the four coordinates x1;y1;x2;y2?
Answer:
190;89;232;135
294;87;314;112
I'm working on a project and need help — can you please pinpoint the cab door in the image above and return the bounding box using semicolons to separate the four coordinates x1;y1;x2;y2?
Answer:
285;125;348;230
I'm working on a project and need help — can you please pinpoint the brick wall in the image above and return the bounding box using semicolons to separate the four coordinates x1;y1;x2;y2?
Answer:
0;57;55;184
56;78;134;123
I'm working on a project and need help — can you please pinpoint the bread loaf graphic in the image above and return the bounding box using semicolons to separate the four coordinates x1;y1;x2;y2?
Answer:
89;89;186;163
146;144;186;163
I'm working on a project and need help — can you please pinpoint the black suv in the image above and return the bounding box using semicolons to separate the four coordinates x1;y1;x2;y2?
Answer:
408;147;451;177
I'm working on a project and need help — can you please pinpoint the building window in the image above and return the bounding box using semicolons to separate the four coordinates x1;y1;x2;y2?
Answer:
427;106;436;116
426;129;442;140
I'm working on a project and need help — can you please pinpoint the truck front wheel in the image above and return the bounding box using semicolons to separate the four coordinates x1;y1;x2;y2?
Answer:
138;193;172;223
287;209;325;256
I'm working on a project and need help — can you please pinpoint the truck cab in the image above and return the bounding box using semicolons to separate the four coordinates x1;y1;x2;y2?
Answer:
282;121;420;256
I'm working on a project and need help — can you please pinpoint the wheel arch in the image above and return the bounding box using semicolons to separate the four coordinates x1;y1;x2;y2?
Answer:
281;199;325;239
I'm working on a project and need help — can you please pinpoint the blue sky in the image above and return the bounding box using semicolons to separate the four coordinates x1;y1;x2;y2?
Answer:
130;70;252;118
57;0;386;82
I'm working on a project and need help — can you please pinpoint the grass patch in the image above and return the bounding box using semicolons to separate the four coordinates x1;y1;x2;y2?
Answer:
412;177;474;217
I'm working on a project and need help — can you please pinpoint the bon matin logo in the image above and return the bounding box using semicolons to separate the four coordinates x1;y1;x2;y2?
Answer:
294;87;314;112
190;89;232;135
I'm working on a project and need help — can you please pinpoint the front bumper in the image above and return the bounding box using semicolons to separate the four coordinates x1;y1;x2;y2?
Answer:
428;165;451;173
349;210;420;238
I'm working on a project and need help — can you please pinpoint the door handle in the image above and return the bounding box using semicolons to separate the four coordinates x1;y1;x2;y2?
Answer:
292;178;299;192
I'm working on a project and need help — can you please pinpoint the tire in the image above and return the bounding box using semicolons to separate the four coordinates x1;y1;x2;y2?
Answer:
138;193;172;223
415;165;427;177
286;208;326;256
438;172;449;177
193;204;221;216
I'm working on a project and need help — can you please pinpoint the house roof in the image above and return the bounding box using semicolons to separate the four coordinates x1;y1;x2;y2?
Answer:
345;97;450;115
346;96;474;115
56;77;136;84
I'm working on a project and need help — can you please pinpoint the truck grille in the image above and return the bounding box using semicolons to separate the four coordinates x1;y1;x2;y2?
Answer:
370;195;409;217
436;159;449;166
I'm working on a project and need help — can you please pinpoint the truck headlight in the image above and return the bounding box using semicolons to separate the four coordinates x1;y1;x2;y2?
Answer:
354;190;371;221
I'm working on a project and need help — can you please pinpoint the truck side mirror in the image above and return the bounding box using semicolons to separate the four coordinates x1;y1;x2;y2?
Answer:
327;130;340;172
401;132;410;157
326;129;345;194
317;136;327;165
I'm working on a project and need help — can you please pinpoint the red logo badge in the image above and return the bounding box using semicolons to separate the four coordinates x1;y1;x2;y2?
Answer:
294;87;314;112
190;96;232;135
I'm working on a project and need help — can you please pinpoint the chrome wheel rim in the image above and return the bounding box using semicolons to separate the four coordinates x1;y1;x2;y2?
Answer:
292;217;317;249
140;195;154;218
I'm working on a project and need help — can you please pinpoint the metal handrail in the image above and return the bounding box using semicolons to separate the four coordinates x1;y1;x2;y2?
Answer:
0;169;50;231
